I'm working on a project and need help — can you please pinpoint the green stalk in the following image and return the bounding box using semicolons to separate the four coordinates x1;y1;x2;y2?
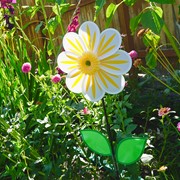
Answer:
0;118;40;160
15;21;39;56
39;0;57;57
162;172;169;180
55;3;65;35
166;116;180;136
143;36;180;84
140;66;180;96
102;98;120;179
162;24;180;62
63;117;98;173
159;116;167;161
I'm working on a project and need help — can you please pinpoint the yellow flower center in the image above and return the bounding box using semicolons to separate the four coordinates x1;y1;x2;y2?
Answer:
79;51;100;75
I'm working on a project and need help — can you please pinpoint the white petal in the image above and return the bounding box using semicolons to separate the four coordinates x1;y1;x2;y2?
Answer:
82;74;105;102
57;51;79;73
141;154;153;164
96;70;125;94
98;28;122;59
100;50;132;75
66;69;84;93
78;21;100;52
63;32;86;56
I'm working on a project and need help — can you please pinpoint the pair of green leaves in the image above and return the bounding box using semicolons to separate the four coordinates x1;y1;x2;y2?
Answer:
81;130;147;165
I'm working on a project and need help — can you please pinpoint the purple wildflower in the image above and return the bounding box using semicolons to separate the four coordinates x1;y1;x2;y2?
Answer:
51;74;61;84
67;8;80;32
158;107;171;117
56;67;64;75
21;62;32;73
177;122;180;132
129;50;138;60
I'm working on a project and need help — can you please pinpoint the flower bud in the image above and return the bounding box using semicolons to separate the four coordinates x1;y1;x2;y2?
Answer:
129;50;138;60
133;59;142;68
21;62;31;73
51;74;61;84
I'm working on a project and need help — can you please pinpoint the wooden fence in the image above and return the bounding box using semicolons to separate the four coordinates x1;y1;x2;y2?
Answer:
19;0;179;61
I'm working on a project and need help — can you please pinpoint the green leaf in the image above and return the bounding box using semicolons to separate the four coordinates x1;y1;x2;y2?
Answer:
56;0;66;4
149;0;175;4
94;0;106;21
47;41;53;56
153;7;163;18
142;30;160;47
141;10;164;34
25;6;40;20
127;163;140;179
105;3;120;28
126;124;137;134
145;49;157;69
47;17;59;35
46;0;55;2
35;21;43;33
52;3;70;16
130;13;142;35
124;0;137;6
116;137;147;165
47;0;65;3
81;130;112;156
35;0;40;5
124;118;133;126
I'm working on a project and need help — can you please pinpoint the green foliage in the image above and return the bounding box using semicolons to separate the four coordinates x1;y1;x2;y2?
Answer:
105;3;120;28
141;9;164;34
130;7;164;35
145;49;157;69
52;3;70;15
94;0;106;21
124;0;137;6
47;17;59;35
0;0;179;179
130;13;142;35
24;6;40;19
149;0;175;4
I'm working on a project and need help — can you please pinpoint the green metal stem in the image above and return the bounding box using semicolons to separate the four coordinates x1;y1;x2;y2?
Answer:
102;98;120;179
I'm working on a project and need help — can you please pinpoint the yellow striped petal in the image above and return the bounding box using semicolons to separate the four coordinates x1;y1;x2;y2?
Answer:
100;50;132;75
63;32;86;55
66;69;84;93
57;52;78;73
98;29;122;59
96;70;125;94
82;74;105;102
79;21;100;52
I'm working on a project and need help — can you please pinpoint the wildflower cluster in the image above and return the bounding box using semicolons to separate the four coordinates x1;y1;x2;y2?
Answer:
67;7;80;32
0;0;16;29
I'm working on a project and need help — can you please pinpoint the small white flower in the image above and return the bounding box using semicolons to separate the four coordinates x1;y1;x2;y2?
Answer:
141;153;153;164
